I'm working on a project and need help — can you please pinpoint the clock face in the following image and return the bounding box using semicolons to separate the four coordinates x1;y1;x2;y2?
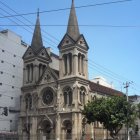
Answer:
42;89;53;105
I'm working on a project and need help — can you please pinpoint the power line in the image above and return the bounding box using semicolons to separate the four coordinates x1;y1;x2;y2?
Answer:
0;1;60;42
1;42;140;93
0;0;133;18
89;59;130;82
0;8;58;50
0;24;140;28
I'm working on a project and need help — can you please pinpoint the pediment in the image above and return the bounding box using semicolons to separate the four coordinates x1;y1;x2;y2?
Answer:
22;47;35;59
76;34;89;50
37;48;52;62
38;66;58;85
58;34;76;49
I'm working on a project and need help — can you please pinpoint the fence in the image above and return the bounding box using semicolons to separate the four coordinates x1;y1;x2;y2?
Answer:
0;128;140;140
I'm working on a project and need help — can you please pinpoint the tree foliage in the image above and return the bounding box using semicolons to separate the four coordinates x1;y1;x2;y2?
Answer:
82;96;137;139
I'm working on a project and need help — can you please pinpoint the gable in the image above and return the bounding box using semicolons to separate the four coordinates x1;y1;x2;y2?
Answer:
38;66;58;85
58;34;76;49
76;34;89;50
22;47;35;60
37;47;52;62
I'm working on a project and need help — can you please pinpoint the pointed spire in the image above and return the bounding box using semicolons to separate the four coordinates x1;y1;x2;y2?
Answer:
67;0;80;41
31;9;43;52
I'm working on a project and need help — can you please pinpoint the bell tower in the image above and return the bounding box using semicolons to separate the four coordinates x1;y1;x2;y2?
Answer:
22;11;51;86
57;1;90;140
58;0;89;79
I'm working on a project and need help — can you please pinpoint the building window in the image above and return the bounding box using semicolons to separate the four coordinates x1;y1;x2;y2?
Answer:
39;64;46;78
69;53;72;74
78;53;85;75
1;60;4;63
42;88;54;105
25;94;32;110
63;87;73;106
92;95;97;101
63;53;72;75
63;54;67;75
26;64;34;82
80;87;86;105
0;71;3;74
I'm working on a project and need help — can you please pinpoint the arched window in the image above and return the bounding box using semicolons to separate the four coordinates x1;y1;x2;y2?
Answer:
39;64;46;78
63;53;73;75
78;53;81;73
63;55;67;75
26;64;34;82
80;87;86;105
30;64;33;81
81;55;85;74
92;95;97;101
68;53;72;74
63;87;73;106
25;94;32;110
42;120;53;139
26;65;30;82
78;53;85;75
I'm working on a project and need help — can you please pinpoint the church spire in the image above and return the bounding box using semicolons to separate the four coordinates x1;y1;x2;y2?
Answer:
67;0;80;41
31;9;43;52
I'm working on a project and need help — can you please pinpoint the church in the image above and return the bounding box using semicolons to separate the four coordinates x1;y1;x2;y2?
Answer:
18;0;122;140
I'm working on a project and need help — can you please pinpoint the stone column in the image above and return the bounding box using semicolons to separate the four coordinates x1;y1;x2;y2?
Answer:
104;129;107;140
56;114;61;140
78;113;83;140
23;67;26;84
59;57;63;78
83;57;86;76
40;65;43;77
67;54;70;75
30;117;37;140
34;60;39;82
91;123;94;140
85;59;88;79
38;130;43;140
29;65;32;82
61;129;65;140
72;113;78;139
26;65;29;82
73;54;78;76
79;55;81;74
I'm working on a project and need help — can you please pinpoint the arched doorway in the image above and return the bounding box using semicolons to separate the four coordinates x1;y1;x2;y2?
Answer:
41;120;53;140
63;120;72;140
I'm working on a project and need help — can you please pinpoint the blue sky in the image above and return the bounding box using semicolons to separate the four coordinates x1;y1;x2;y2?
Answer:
0;0;140;95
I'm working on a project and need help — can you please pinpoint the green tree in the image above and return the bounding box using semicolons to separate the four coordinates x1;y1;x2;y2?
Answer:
137;103;140;118
82;96;137;139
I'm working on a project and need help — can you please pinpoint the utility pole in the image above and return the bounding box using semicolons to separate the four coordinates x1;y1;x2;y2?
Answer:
124;81;133;140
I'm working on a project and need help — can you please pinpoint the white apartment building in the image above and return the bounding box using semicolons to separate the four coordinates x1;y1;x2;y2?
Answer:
91;76;114;88
0;29;28;133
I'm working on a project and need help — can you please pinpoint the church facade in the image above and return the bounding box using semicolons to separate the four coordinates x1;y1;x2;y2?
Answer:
18;1;123;140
